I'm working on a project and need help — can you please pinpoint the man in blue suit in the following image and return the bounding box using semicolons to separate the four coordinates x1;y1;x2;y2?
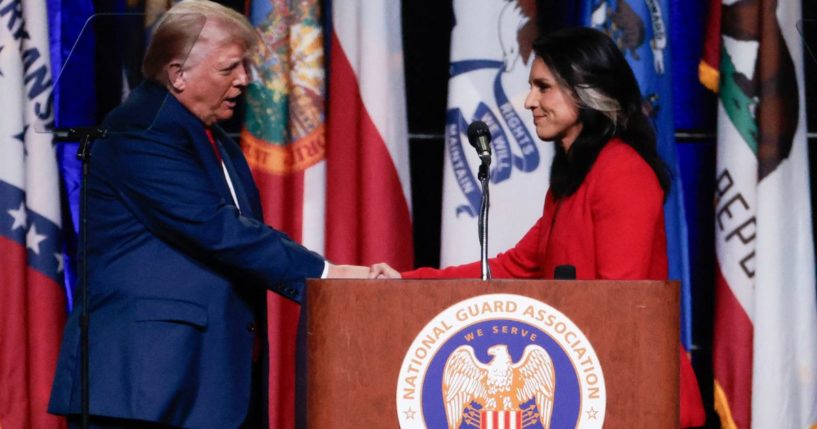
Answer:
49;2;371;427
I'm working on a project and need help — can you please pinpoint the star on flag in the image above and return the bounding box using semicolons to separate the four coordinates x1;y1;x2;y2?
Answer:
26;224;47;255
54;252;64;273
13;125;28;156
8;201;26;230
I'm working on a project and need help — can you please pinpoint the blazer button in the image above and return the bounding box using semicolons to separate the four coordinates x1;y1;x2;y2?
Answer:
247;322;256;333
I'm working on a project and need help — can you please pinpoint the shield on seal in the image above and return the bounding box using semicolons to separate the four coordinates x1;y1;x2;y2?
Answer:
480;410;522;429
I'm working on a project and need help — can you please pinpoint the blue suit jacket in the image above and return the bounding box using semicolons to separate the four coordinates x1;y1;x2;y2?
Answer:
49;81;324;428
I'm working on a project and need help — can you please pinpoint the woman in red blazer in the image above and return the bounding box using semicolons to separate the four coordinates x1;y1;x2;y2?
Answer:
374;27;706;427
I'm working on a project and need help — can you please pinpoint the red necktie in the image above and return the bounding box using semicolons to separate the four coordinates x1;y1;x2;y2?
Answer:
204;129;222;162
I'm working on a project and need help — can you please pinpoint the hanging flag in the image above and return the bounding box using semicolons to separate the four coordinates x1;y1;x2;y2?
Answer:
583;2;705;426
243;0;326;248
440;0;549;267
325;0;414;270
583;0;693;351
47;0;97;310
0;0;67;428
705;0;817;427
241;1;326;427
698;0;722;93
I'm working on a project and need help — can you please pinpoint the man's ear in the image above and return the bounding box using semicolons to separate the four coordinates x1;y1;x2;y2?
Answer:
166;61;186;92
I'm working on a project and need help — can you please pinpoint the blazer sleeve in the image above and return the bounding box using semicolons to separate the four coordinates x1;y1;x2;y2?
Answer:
589;148;665;279
96;131;325;288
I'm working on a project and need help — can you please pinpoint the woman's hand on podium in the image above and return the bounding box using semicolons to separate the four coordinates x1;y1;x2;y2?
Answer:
369;263;402;279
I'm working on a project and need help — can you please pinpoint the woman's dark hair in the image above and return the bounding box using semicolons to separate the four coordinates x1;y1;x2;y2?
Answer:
532;27;671;199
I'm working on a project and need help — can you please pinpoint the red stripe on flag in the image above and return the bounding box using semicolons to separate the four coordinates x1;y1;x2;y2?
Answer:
251;170;306;242
245;170;306;429
0;237;67;429
25;267;67;429
699;0;722;92
0;237;28;428
325;32;414;270
679;345;705;427
712;265;753;428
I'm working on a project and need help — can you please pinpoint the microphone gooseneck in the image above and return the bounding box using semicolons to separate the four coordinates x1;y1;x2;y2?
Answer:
467;121;493;281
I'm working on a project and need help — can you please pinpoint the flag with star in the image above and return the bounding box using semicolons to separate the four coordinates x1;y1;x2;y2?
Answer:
0;1;68;428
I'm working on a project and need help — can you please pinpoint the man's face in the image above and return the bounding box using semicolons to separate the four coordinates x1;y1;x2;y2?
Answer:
172;23;248;126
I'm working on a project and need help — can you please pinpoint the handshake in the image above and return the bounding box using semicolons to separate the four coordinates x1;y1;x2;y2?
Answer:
326;263;403;279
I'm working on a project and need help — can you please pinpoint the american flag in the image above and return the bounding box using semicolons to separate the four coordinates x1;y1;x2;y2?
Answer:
0;0;67;428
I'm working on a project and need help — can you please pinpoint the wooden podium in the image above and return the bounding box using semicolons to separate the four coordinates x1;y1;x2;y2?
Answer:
304;279;679;428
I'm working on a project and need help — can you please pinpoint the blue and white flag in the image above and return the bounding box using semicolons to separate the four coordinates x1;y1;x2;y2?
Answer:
440;0;553;266
48;0;96;309
582;0;693;348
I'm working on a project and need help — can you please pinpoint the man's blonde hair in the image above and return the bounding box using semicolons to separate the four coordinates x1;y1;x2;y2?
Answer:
142;0;257;84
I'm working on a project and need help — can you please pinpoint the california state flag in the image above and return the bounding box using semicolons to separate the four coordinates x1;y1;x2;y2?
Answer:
707;0;817;427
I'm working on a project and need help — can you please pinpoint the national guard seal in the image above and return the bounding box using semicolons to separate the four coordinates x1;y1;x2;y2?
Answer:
396;294;606;429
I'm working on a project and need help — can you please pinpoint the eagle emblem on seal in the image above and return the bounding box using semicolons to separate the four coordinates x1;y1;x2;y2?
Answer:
443;344;555;428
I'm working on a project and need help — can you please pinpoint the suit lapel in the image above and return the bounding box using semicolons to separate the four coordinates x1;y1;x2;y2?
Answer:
213;137;256;219
187;129;239;213
144;85;256;219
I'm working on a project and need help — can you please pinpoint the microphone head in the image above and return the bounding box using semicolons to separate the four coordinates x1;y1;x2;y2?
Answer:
467;120;492;155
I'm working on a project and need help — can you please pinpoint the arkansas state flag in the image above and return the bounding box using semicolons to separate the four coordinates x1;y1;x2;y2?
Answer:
0;1;67;428
325;0;414;270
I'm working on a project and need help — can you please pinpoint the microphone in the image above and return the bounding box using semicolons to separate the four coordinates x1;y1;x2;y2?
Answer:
554;265;576;280
467;120;492;162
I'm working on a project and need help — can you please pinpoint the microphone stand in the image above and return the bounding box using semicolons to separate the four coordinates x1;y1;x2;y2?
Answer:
477;158;492;280
54;127;107;429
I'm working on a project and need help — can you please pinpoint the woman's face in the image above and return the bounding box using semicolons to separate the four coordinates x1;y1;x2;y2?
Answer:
524;57;583;151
